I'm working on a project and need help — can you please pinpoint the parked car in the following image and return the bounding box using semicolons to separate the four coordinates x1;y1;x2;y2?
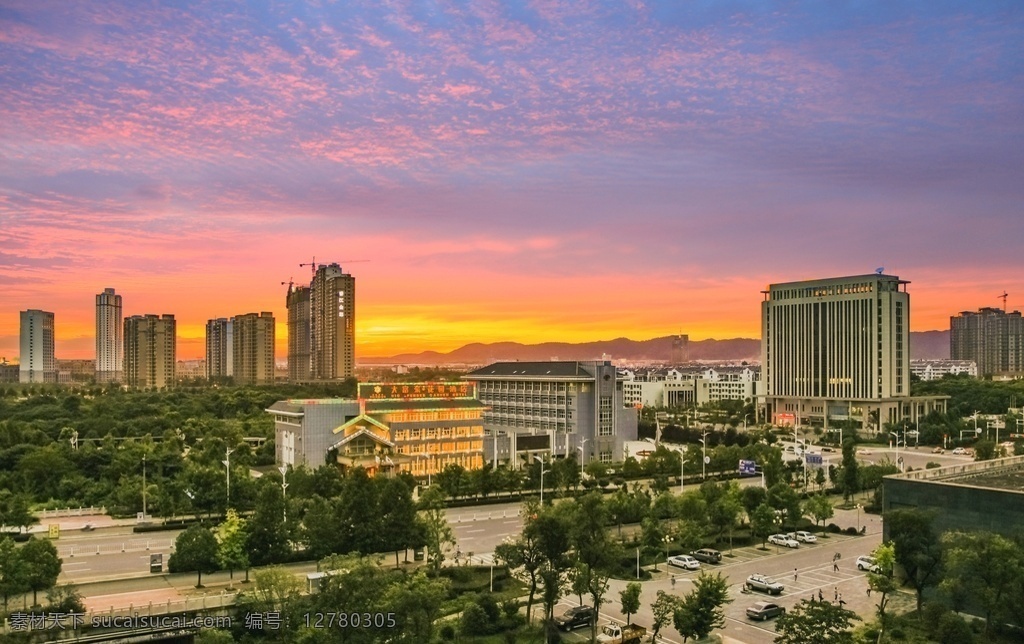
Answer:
768;534;800;548
791;531;817;543
668;555;701;570
554;605;595;631
952;447;967;455
690;548;723;564
856;556;881;573
745;574;785;595
746;601;786;621
932;447;945;454
821;446;835;453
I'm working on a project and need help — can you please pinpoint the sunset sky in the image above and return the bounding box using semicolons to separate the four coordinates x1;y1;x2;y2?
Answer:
1;1;1022;360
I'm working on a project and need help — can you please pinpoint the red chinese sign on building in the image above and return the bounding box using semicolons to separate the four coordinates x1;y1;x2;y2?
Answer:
358;382;475;400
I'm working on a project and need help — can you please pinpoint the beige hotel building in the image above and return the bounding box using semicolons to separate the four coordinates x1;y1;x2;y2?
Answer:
761;273;946;432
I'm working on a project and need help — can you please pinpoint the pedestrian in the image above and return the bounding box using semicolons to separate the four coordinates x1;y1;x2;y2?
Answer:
818;589;824;602
839;593;845;608
833;560;839;572
671;575;676;588
834;587;838;602
867;586;872;597
794;568;798;582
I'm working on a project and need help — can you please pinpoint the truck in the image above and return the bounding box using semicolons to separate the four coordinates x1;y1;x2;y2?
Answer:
596;623;646;644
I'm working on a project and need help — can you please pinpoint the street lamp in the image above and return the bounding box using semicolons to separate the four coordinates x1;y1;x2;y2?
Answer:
680;453;689;493
856;503;863;533
141;453;148;520
699;429;709;479
578;437;588;479
535;456;547;505
278;465;289;524
223;447;235;508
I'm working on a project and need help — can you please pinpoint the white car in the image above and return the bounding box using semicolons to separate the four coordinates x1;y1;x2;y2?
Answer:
668;555;701;570
768;534;800;548
952;447;967;455
791;531;817;543
856;555;881;573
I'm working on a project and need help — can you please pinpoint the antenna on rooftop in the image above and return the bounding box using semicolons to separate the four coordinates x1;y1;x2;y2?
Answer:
875;267;885;275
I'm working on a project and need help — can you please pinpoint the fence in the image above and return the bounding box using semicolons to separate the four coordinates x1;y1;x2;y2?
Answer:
37;507;107;519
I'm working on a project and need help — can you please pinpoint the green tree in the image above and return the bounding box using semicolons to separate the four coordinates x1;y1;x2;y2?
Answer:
739;485;767;518
804;495;834;530
973;439;997;461
707;484;742;546
750;503;778;548
20;537;62;607
884;508;943;613
940;530;1023;633
495;501;545;623
247;484;290;566
0;536;27;611
866;542;898;644
379;477;419;566
570;492;617;643
244;564;303;613
417;487;456;572
619;582;642;625
774;598;860;644
169;525;220;587
841;439;859;502
673;572;732;641
651;590;680;643
216;509;250;583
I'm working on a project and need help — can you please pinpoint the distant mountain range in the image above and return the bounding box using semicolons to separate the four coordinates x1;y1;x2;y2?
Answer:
361;330;951;365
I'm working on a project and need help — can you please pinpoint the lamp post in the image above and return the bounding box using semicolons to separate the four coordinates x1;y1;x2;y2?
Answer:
141;454;147;520
680;454;689;493
856;503;862;533
223;447;235;508
889;431;901;471
699;429;709;479
279;465;289;524
535;456;547;505
578;438;588;479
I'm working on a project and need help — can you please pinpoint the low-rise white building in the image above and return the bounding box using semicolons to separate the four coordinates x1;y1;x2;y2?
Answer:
910;360;977;381
621;367;761;407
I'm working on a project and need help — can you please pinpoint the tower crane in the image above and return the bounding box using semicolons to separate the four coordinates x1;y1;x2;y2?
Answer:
299;258;370;278
999;291;1009;311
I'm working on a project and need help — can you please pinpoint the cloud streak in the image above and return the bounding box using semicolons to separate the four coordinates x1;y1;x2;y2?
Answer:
0;1;1022;358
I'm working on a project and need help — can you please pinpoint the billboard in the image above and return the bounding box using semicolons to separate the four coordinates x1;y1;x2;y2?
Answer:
358;382;475;400
738;459;758;476
775;413;796;427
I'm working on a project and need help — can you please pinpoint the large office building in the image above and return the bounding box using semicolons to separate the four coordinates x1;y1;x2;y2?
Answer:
286;285;311;381
268;382;485;476
19;309;56;383
761;274;946;432
950;307;1024;377
233;312;275;385
463;361;638;467
205;318;233;379
124;314;176;389
310;264;355;381
95;288;123;383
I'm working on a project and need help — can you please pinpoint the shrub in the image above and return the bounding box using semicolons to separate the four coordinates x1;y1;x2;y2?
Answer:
925;462;941;469
439;624;456;641
460;603;491;636
935;612;973;644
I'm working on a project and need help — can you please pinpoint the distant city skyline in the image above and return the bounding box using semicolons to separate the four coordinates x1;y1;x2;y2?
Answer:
1;2;1022;360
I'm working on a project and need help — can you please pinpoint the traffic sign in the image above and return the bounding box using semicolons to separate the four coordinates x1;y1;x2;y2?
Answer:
738;460;757;475
47;524;59;540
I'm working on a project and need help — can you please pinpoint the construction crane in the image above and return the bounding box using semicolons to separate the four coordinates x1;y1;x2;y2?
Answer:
999;291;1009;311
299;258;370;278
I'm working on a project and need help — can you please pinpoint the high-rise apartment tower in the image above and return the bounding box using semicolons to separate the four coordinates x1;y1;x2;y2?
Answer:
950;307;1024;377
233;312;275;385
124;314;176;389
206;318;233;379
310;264;355;380
19;309;56;383
95;288;123;382
286;285;311;381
